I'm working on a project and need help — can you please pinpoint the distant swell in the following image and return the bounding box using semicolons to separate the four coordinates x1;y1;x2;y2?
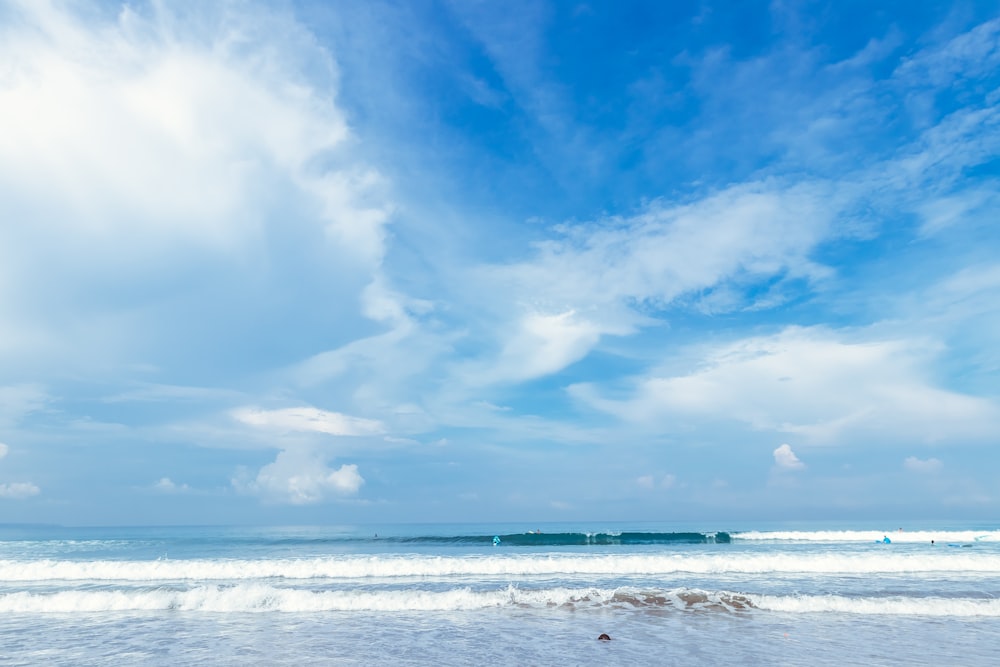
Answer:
387;531;730;546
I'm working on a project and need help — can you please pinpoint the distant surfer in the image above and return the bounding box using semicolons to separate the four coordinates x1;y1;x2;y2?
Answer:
882;535;891;544
598;633;611;641
492;536;501;547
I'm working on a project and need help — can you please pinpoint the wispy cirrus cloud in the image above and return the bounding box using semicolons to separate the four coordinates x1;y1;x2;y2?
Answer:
231;406;384;437
0;385;48;428
440;11;1000;393
452;180;843;387
2;1;999;523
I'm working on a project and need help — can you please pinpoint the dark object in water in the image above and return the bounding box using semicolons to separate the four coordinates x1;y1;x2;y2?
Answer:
598;634;611;641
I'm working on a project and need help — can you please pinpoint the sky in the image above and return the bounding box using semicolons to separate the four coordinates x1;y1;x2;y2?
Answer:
1;0;999;526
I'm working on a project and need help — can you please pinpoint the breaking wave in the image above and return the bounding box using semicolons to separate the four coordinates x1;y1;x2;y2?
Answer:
732;530;999;544
2;550;999;582
386;531;730;546
2;584;998;616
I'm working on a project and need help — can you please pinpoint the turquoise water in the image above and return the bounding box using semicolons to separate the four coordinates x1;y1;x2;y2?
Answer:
1;521;999;665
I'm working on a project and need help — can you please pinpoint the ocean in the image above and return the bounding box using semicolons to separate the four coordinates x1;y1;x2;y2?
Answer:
1;521;998;666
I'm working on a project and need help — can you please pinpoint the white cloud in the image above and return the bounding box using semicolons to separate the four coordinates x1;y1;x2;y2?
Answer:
460;180;842;385
0;440;41;499
287;281;448;425
234;449;364;504
917;189;998;237
231;406;384;436
903;456;943;473
773;443;805;470
893;18;1000;89
924;264;1000;328
571;325;1000;445
153;477;190;493
0;482;40;499
0;1;392;372
0;385;47;428
447;15;1000;390
638;473;678;489
0;2;351;240
484;310;607;384
511;181;838;311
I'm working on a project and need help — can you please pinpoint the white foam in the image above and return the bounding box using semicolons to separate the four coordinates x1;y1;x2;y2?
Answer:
0;584;608;613
2;551;998;582
2;585;998;616
752;593;1000;617
733;530;999;543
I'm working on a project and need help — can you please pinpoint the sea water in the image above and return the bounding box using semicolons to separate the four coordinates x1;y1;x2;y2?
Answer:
1;521;998;666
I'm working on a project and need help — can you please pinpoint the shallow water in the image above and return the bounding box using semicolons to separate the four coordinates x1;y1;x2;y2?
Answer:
1;522;998;666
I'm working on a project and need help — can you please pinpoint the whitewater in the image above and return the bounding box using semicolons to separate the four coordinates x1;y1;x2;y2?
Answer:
1;522;998;665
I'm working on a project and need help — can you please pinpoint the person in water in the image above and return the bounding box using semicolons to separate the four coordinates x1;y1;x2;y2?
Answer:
598;634;611;641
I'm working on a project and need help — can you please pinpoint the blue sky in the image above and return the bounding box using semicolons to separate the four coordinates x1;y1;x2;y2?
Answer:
1;0;999;526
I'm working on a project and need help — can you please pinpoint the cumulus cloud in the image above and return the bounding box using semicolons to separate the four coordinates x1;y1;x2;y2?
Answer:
0;1;392;374
0;482;40;499
232;406;383;436
234;449;364;504
0;1;355;240
773;443;805;470
903;456;943;473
